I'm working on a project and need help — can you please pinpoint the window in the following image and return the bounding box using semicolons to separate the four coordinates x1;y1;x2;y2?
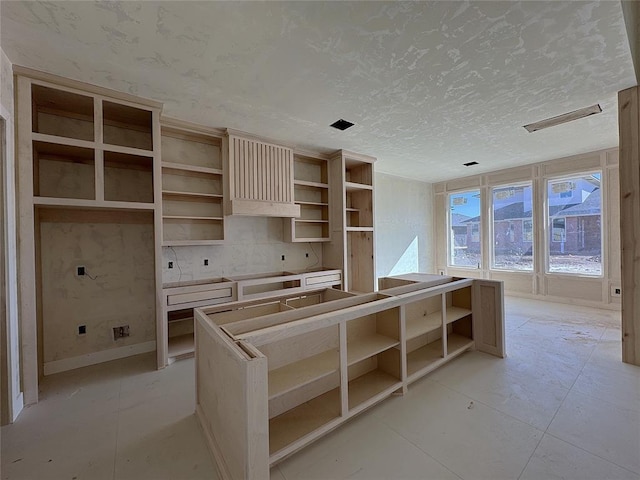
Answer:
491;184;533;271
547;173;602;275
449;190;481;267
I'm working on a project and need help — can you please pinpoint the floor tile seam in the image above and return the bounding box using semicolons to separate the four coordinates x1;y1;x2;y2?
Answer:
374;414;464;480
515;431;545;480
543;431;640;476
432;377;560;433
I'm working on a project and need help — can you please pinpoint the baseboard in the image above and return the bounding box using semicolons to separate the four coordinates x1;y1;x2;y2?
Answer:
43;341;156;375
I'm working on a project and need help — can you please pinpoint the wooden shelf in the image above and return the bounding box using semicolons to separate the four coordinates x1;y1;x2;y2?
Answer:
162;215;223;221
162;239;225;247
446;306;472;324
347;333;399;365
407;340;443;378
33;197;155;211
346;226;374;232
406;312;442;340
269;388;340;456
296;200;329;207
168;333;195;360
162;190;223;199
348;370;401;410
294;179;329;189
345;181;373;192
268;350;339;399
32;132;95;150
295;219;329;224
290;237;330;243
447;333;474;356
162;161;223;175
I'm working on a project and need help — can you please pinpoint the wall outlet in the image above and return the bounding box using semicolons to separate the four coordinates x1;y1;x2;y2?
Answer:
113;325;130;340
168;261;173;269
204;259;209;266
611;285;622;297
439;270;445;275
281;255;285;261
78;325;86;335
76;266;85;276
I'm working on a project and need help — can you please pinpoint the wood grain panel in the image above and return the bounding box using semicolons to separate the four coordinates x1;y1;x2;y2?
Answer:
618;87;640;366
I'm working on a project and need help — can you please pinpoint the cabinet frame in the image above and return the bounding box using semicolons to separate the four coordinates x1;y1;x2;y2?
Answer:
195;276;504;479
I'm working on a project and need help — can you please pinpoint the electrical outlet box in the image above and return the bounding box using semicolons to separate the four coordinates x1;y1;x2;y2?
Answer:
77;266;85;276
281;255;285;261
204;259;209;266
305;253;309;258
78;325;86;335
439;270;445;275
113;325;130;340
611;285;622;297
168;261;173;269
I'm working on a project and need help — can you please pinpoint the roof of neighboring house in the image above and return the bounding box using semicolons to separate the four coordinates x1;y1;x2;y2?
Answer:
555;188;601;217
465;202;532;223
451;213;471;227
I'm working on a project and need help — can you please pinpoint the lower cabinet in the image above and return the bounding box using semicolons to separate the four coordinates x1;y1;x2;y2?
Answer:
194;275;504;480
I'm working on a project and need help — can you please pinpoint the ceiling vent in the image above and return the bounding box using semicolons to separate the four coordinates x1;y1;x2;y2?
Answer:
523;104;602;133
464;161;478;166
330;119;354;131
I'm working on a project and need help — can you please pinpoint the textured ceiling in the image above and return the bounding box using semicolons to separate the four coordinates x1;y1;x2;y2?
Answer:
1;1;636;182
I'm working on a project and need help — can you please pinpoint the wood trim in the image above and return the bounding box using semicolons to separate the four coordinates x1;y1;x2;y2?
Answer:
618;87;640;366
13;65;163;109
161;116;225;138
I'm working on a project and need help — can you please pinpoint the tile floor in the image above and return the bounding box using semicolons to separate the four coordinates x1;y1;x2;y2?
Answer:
2;297;639;480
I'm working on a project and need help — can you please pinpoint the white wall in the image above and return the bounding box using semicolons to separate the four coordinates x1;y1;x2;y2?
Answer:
1;47;23;422
375;173;434;280
162;217;323;284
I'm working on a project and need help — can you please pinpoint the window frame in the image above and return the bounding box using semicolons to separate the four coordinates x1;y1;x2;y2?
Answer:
544;171;604;278
447;188;482;269
489;181;534;272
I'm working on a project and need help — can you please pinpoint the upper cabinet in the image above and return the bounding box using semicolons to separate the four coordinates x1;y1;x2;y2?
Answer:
24;79;160;210
224;131;301;218
161;120;225;246
285;153;331;242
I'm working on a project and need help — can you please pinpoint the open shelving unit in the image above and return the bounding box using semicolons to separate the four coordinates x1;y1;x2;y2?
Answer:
286;154;330;242
29;82;157;210
161;123;225;246
193;275;506;479
16;72;164;390
325;151;376;293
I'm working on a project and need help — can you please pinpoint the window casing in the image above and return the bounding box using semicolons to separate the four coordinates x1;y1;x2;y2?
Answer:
491;183;533;271
448;189;481;268
546;172;602;276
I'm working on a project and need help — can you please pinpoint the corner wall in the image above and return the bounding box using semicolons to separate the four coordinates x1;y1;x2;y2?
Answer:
375;173;434;280
1;47;23;422
434;148;620;310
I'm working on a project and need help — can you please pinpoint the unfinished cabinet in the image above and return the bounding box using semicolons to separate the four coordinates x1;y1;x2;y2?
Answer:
28;81;157;208
16;71;163;392
325;151;376;292
285;154;330;242
195;276;504;479
161;121;225;245
224;131;300;218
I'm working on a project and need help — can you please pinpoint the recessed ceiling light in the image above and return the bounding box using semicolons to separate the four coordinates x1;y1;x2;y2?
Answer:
464;161;479;166
330;119;354;131
523;104;602;133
